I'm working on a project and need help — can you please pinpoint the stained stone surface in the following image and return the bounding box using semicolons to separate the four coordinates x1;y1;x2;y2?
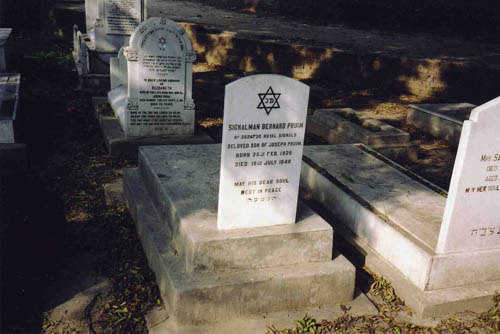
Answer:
108;17;196;137
218;75;309;230
438;97;500;253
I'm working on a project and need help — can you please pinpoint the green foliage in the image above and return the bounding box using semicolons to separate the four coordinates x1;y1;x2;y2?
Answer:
32;51;73;66
295;315;319;334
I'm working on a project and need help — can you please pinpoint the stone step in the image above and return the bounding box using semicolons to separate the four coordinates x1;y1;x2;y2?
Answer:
136;144;335;275
123;166;355;325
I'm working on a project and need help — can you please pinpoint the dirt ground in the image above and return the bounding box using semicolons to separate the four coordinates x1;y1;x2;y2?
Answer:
0;1;494;334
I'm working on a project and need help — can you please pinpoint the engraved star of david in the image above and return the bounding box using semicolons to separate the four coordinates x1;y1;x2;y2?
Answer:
158;37;167;47
257;86;281;116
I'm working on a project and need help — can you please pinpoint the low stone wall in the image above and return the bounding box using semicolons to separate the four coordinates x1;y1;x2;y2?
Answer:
182;23;500;102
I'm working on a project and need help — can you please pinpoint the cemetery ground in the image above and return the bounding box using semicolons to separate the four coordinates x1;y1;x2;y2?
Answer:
2;16;500;334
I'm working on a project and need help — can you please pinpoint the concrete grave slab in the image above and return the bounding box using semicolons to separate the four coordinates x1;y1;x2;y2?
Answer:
407;103;476;145
122;144;357;325
300;138;500;316
218;75;309;229
107;17;197;137
307;108;418;161
92;97;212;156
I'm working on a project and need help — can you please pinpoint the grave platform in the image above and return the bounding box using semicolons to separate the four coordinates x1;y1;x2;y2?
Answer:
407;103;476;146
307;108;419;161
123;144;356;325
92;97;213;156
300;144;500;317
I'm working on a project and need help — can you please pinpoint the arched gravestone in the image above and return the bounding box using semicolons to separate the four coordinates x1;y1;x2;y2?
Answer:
108;17;196;137
217;74;310;230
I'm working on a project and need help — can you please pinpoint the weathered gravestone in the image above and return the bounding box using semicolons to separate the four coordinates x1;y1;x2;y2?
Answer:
108;17;196;138
73;0;146;88
218;75;309;229
300;96;500;316
121;74;356;327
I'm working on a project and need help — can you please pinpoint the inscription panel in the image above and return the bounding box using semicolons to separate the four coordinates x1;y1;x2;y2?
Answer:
217;75;310;230
132;24;190;135
105;0;141;35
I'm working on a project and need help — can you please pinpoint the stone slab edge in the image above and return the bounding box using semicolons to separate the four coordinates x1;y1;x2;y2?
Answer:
92;97;213;156
310;109;410;146
123;167;356;325
406;104;474;146
146;292;377;334
408;104;472;125
331;219;500;317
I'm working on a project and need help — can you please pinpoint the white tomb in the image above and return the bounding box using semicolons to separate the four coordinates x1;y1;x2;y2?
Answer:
73;0;146;77
218;74;309;229
108;17;196;137
300;96;500;315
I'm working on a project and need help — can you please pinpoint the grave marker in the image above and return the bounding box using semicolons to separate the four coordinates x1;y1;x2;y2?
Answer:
218;75;310;230
104;0;142;35
73;0;146;83
438;97;500;253
108;17;196;137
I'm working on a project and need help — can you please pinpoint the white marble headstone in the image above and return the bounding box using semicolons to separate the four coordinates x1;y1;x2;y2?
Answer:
84;0;145;52
438;96;500;253
217;74;310;230
119;17;196;137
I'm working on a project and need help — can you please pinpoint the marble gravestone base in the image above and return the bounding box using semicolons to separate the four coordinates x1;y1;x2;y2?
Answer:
122;144;356;326
407;103;476;146
307;108;419;161
92;97;212;156
300;144;500;316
